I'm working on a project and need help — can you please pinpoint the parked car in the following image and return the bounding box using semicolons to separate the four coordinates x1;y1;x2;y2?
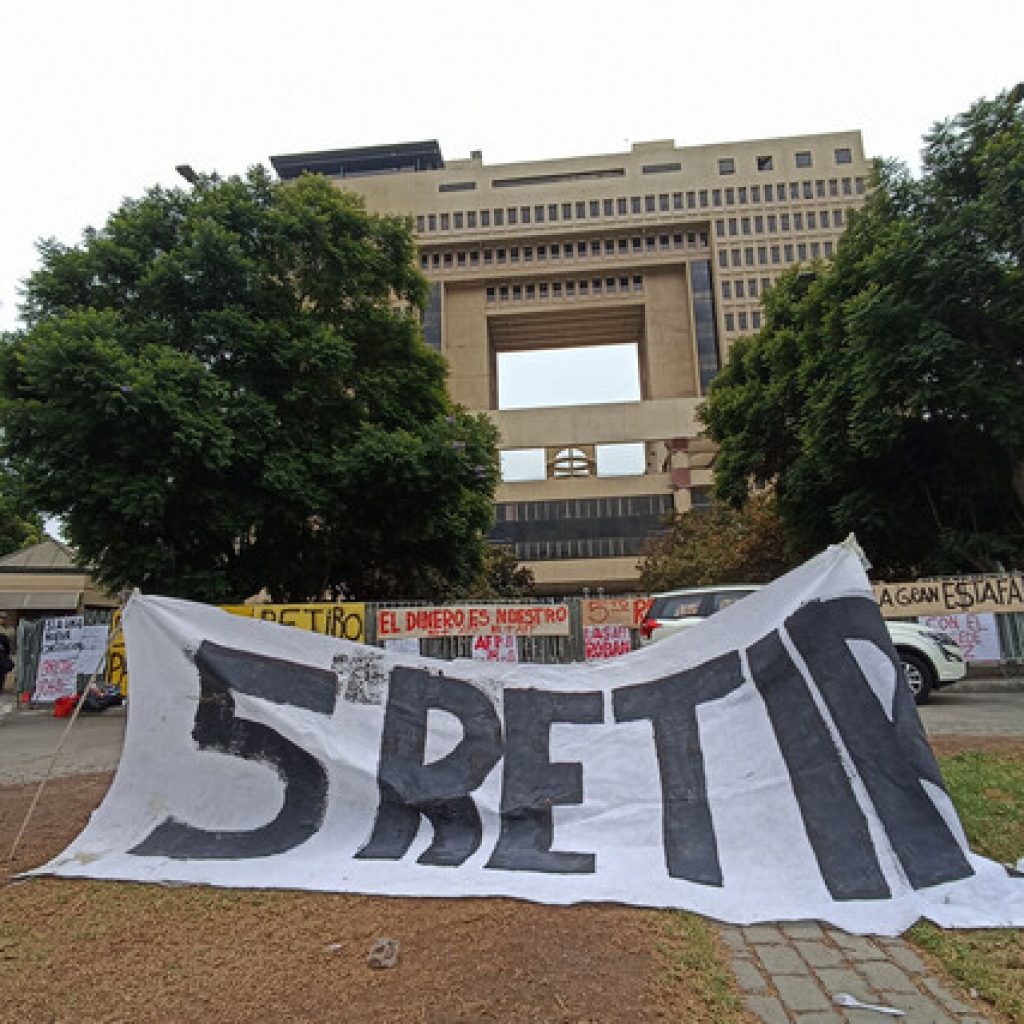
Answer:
638;585;966;704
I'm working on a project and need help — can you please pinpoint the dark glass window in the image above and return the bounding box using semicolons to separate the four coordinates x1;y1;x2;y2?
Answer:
834;147;852;164
691;260;721;392
795;151;812;168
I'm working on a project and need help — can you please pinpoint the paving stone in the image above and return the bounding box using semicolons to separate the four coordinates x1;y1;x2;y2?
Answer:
813;967;874;1000
794;940;844;969
744;924;787;945
918;976;977;1015
756;942;809;975
862;992;955;1023
825;932;887;961
731;956;769;993
792;1013;843;1024
775;975;833;1013
718;927;749;955
744;994;790;1024
874;941;928;975
857;960;918;994
780;920;825;940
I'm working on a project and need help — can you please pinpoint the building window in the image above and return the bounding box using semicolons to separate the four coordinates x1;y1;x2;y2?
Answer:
795;151;813;168
752;311;762;329
440;213;450;230
728;218;737;236
480;210;490;227
454;212;464;229
416;215;425;232
767;214;777;232
815;180;825;198
789;182;800;201
699;190;709;207
631;196;641;214
807;211;816;229
832;209;844;227
715;219;725;238
718;157;736;175
842;177;852;195
835;147;852;164
428;214;437;231
741;216;751;235
781;213;790;231
576;201;586;218
738;312;748;330
855;177;866;194
724;313;735;332
725;187;735;205
659;193;669;211
771;245;781;263
645;194;656;212
590;200;600;217
467;211;477;228
563;202;573;219
823;241;833;257
493;209;504;226
757;155;773;172
794;213;803;230
802;181;813;199
718;251;728;268
603;198;614;216
443;253;452;268
754;215;764;233
712;189;722;206
507;208;518;225
721;280;732;298
617;197;628;215
757;246;767;264
686;191;696;208
751;185;761;203
735;280;745;298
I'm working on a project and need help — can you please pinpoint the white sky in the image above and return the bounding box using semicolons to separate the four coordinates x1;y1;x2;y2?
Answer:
1;0;1020;334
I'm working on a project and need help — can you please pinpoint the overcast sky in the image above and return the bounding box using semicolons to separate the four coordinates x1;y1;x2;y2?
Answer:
1;0;1020;334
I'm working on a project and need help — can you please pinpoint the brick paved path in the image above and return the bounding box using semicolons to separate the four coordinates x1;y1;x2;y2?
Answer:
719;922;994;1023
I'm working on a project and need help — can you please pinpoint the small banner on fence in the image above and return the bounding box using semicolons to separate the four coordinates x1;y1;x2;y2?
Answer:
376;604;570;640
919;613;1002;663
584;624;632;660
581;598;653;629
33;615;84;702
35;546;1024;934
874;576;1024;617
471;634;518;663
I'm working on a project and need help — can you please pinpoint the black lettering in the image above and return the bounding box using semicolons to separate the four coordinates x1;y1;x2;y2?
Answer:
486;689;603;874
786;597;973;889
130;642;336;860
356;667;502;866
612;653;744;886
748;630;889;900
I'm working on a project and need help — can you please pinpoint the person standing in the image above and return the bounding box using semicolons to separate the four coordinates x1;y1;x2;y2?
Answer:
0;617;13;693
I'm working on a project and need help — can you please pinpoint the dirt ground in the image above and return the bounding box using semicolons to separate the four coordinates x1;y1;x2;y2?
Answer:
0;773;743;1024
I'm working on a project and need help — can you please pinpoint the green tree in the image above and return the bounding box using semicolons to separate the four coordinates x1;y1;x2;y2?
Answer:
462;544;536;600
702;87;1024;577
0;169;499;601
639;493;803;592
0;463;44;556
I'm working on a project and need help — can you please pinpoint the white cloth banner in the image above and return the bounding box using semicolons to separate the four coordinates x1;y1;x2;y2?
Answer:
33;615;84;701
919;613;1002;663
33;546;1024;934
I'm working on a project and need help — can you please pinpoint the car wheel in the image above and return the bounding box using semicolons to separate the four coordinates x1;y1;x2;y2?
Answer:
899;650;934;706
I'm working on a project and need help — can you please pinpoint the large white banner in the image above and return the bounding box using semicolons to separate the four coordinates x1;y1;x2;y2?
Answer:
33;546;1024;934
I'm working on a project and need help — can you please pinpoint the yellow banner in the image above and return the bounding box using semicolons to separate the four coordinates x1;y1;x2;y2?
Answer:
377;604;570;639
106;602;366;691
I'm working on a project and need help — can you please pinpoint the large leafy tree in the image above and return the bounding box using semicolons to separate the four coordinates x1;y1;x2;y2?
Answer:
0;461;43;557
0;169;498;601
703;87;1024;577
639;493;804;592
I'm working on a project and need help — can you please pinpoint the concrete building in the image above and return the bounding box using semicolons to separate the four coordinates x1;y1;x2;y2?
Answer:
271;134;871;593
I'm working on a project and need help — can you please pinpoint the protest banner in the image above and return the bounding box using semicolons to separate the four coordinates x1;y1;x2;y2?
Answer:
33;616;84;701
581;598;653;629
874;576;1024;618
584;624;632;660
36;545;1024;934
919;613;1002;663
376;604;570;640
471;633;518;663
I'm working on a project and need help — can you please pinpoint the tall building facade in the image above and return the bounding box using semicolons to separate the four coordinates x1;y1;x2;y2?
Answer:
271;134;871;593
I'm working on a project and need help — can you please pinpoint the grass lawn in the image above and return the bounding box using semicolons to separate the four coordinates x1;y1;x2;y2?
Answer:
908;750;1024;1023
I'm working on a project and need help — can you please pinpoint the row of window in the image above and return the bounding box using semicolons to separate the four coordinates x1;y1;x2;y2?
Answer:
508;537;648;561
717;147;852;176
716;239;834;269
419;231;709;273
720;277;775;301
715;208;847;238
723;310;763;334
495;495;673;523
484;275;644;304
414;177;867;234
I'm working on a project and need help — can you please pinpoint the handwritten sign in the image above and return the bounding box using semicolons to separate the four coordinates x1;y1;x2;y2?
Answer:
581;598;653;628
471;634;518;662
919;613;1002;663
584;624;632;660
874;576;1024;618
377;604;570;639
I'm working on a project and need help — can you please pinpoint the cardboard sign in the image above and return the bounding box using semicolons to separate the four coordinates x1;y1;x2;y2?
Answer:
471;634;518;663
33;615;84;701
581;599;653;628
874;576;1024;618
36;546;1024;935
